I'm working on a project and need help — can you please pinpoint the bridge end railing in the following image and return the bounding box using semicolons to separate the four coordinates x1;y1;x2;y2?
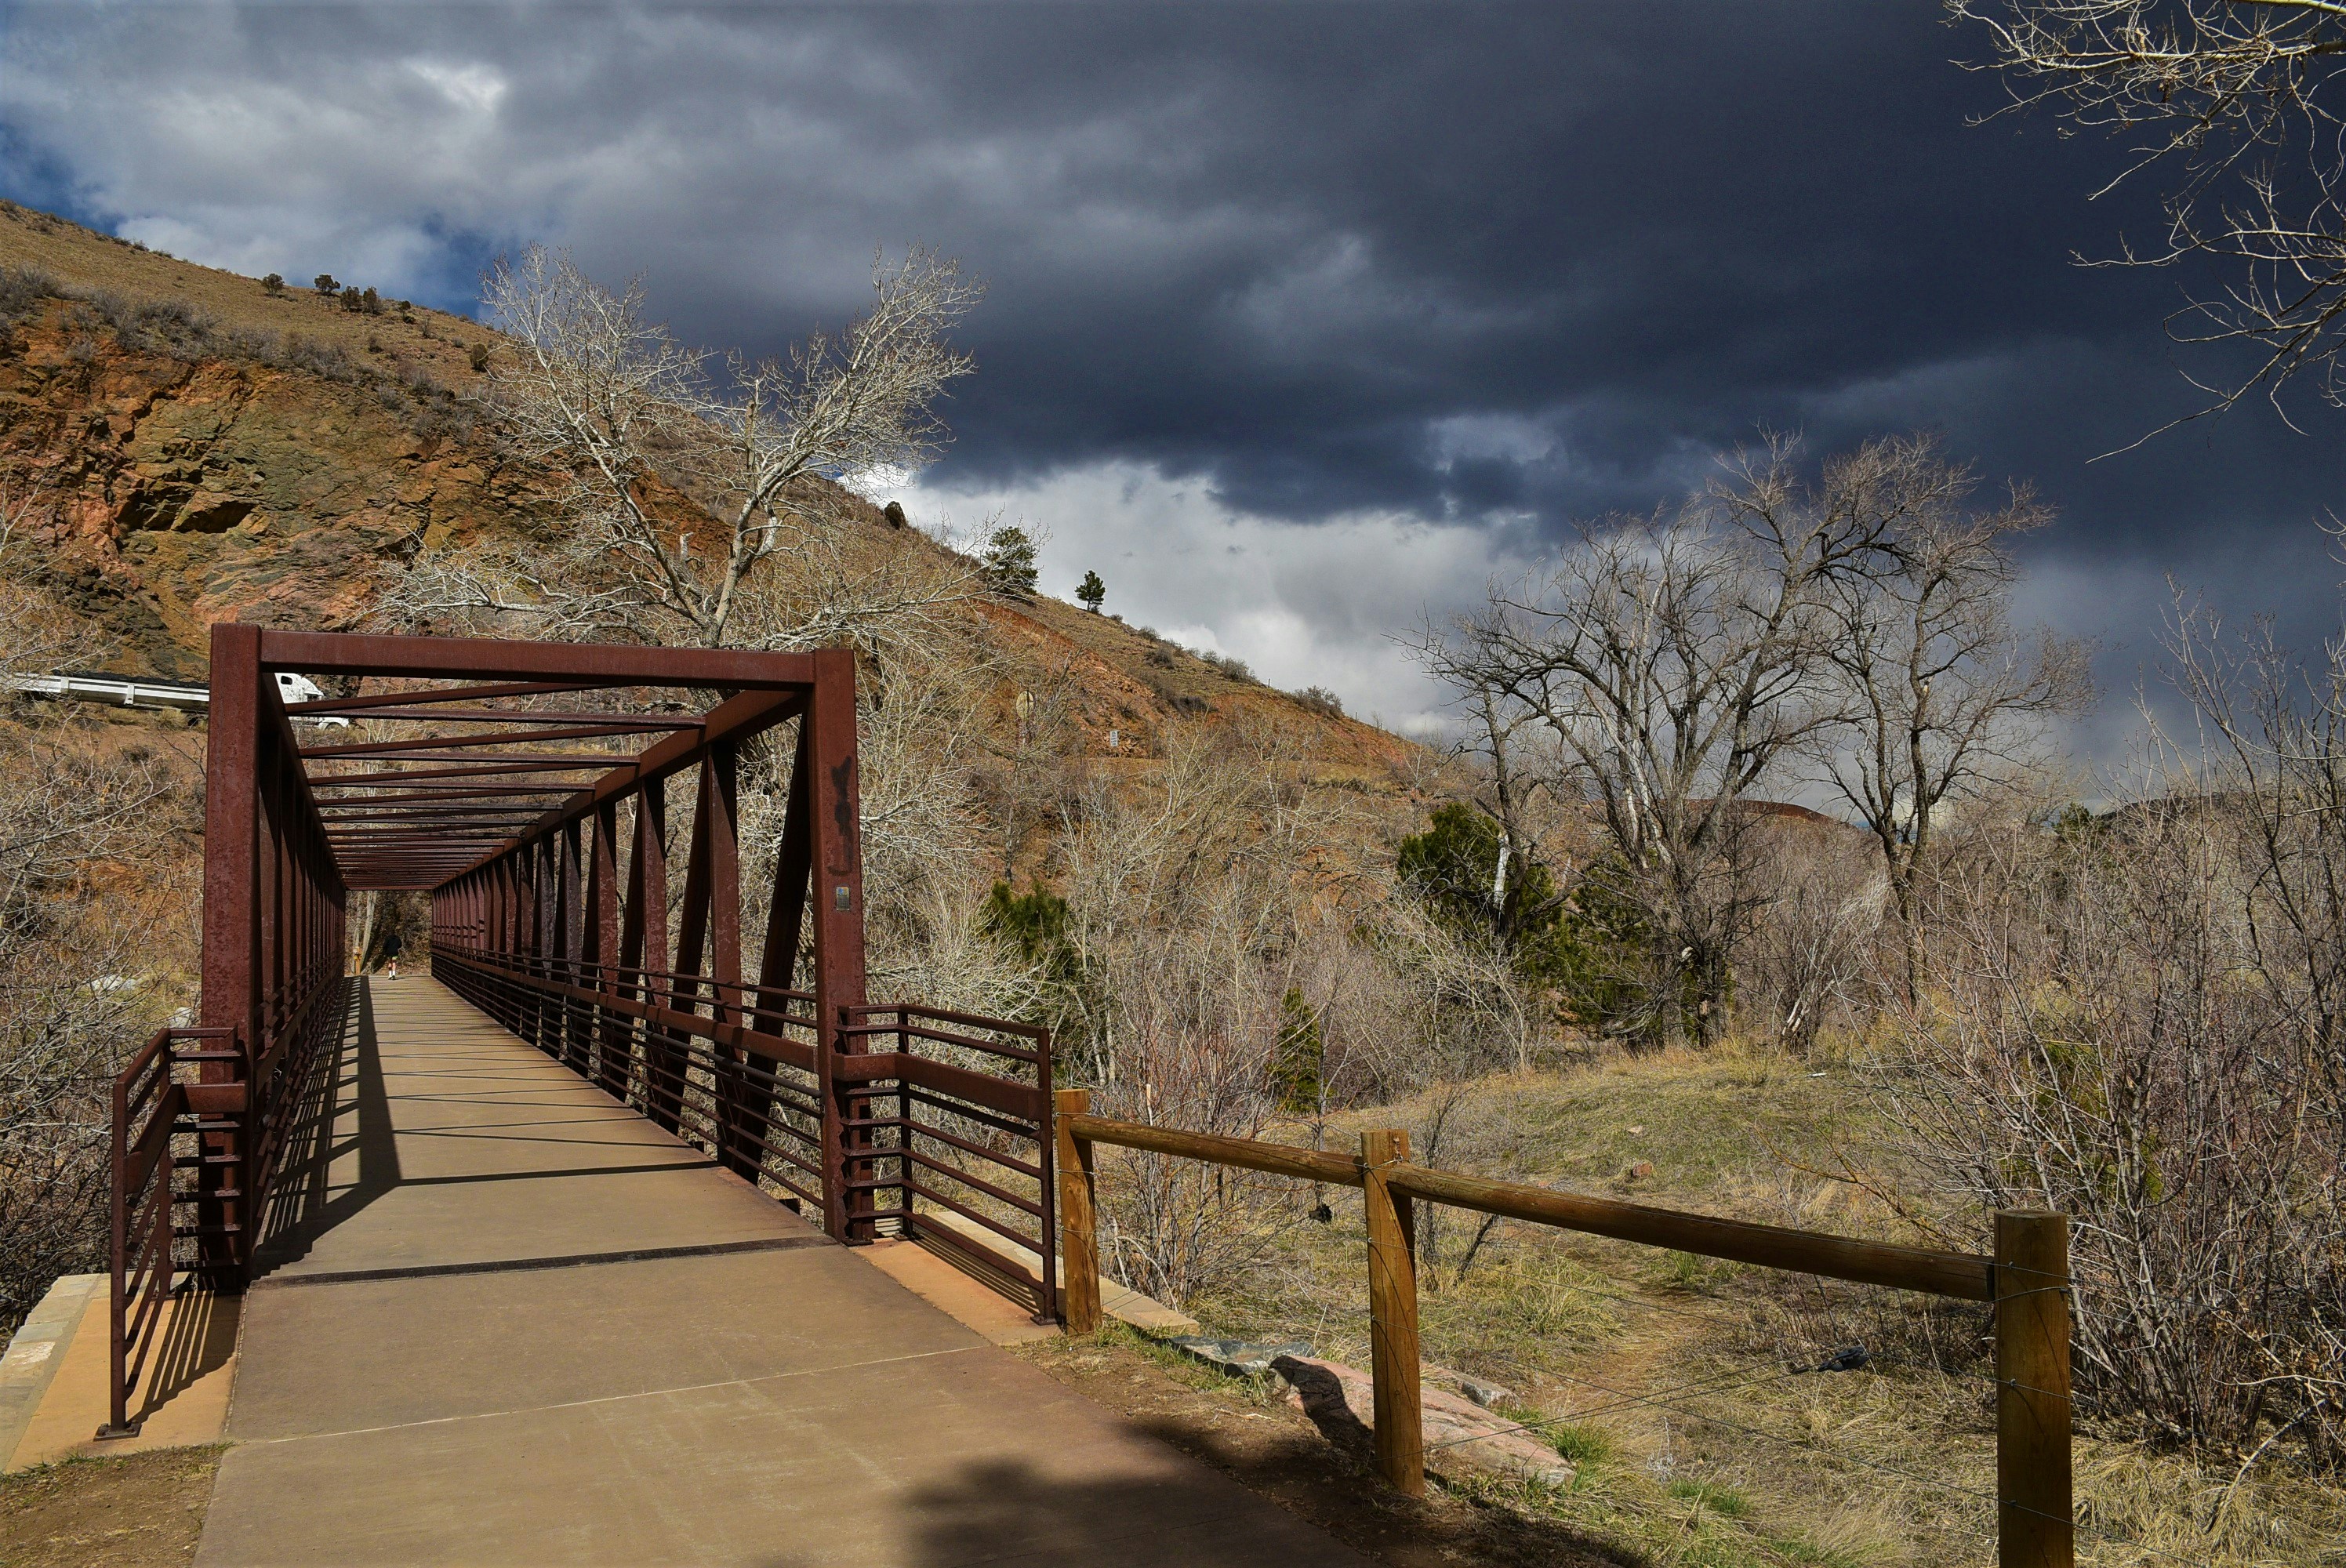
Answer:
97;1025;236;1439
841;1004;1056;1325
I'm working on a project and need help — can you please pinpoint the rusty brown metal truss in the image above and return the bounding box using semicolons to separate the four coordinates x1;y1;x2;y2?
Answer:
103;626;1055;1437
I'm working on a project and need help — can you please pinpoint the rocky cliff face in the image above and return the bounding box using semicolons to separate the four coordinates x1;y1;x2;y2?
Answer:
0;200;1415;776
2;209;547;677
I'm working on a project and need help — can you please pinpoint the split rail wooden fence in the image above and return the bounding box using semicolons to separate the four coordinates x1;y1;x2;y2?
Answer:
1051;1087;2073;1568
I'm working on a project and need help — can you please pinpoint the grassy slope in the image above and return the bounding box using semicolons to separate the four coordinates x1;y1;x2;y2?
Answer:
0;200;500;374
1157;1046;2346;1567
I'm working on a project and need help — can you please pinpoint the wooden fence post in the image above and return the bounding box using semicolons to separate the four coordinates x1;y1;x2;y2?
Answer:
1363;1127;1424;1497
1996;1210;2072;1568
1055;1088;1102;1334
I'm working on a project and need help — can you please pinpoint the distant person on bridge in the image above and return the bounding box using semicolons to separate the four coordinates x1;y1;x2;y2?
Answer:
381;931;401;981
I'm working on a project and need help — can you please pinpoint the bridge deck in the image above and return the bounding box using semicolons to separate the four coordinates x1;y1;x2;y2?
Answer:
195;978;1361;1567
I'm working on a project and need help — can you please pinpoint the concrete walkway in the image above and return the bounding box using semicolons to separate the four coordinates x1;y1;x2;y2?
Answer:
198;978;1364;1567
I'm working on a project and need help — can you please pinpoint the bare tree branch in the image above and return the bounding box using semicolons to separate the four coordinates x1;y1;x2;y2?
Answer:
1804;435;2093;998
1952;0;2346;413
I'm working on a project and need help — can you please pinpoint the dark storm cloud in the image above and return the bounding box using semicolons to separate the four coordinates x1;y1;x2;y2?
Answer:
2;2;2336;726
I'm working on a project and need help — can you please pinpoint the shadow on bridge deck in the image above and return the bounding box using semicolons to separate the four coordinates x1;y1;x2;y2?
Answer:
194;978;1363;1567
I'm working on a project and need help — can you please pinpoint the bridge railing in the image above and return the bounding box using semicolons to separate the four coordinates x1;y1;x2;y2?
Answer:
100;1025;234;1439
434;949;829;1210
1053;1093;2072;1567
841;1004;1056;1320
434;949;1057;1322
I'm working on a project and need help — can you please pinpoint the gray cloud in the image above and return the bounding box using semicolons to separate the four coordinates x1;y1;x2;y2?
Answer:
3;2;2337;741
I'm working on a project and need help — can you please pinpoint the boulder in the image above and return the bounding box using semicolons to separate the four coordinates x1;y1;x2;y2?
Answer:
1169;1336;1314;1376
1272;1354;1573;1490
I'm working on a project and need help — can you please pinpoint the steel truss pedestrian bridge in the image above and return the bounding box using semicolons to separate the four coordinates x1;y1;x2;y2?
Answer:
99;626;1362;1567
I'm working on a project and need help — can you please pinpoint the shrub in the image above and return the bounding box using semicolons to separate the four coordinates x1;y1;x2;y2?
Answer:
1879;579;2346;1467
1197;648;1254;682
1293;685;1342;717
981;882;1072;969
361;287;382;315
275;333;357;382
467;343;490;372
1542;1421;1614;1468
0;266;59;324
1397;800;1643;1028
68;294;216;356
339;286;362;313
313;274;338;296
260;273;284;296
220;326;281;361
1269;986;1324;1112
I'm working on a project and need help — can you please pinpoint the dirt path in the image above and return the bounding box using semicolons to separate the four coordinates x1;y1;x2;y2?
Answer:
0;1448;220;1568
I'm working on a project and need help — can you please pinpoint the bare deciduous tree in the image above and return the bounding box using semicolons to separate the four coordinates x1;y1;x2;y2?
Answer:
972;655;1091;884
1429;675;1578;966
459;245;982;646
1038;724;1380;1301
1951;0;2346;413
1420;437;1901;1045
1809;436;2092;998
1738;818;1883;1054
1890;802;2344;1459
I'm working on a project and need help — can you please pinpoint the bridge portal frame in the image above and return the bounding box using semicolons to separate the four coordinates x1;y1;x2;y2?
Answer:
194;626;881;1264
113;624;1054;1436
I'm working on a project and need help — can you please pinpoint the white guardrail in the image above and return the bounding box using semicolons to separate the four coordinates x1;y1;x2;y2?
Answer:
4;671;348;724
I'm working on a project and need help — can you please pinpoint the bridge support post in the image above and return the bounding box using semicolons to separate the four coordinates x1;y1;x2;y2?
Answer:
197;625;263;1287
809;649;871;1242
624;782;677;1132
587;802;625;1096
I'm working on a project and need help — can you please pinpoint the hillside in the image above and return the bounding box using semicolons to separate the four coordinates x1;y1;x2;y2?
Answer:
0;199;1414;779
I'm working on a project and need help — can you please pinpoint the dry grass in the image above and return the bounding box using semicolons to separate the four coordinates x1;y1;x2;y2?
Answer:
1164;1043;2346;1566
0;200;496;379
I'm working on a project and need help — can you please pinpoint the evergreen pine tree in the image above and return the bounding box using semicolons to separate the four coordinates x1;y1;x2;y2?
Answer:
982;525;1040;597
